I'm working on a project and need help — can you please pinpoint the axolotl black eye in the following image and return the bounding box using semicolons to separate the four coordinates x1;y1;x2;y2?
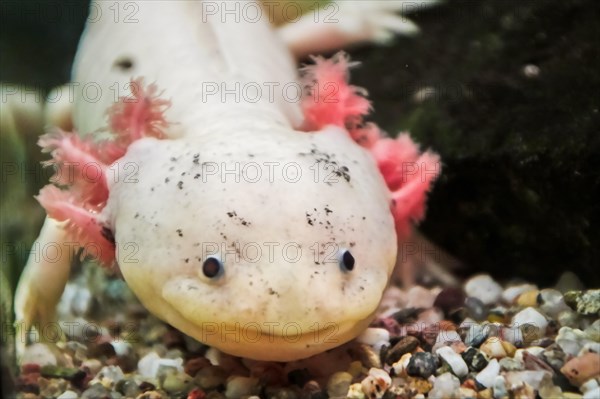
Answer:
339;249;355;272
202;256;224;279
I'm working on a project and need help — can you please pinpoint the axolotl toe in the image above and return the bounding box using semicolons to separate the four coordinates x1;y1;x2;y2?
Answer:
16;0;440;362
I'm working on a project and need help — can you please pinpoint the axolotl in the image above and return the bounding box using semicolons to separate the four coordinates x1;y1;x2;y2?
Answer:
15;0;440;361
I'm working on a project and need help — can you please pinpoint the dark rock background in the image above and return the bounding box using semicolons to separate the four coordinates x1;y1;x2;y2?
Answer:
1;0;598;291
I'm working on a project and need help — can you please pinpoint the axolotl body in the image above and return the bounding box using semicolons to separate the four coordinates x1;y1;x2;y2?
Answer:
15;0;440;361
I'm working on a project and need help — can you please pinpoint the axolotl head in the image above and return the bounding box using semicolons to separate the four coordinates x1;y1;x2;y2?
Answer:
104;125;397;361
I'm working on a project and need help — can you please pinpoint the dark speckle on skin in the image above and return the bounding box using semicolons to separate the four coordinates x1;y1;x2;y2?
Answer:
176;229;183;237
113;56;134;71
165;177;170;183
177;181;184;189
194;174;201;179
227;211;251;226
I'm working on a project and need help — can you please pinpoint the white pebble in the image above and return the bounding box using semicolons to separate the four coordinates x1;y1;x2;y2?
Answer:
21;343;57;366
480;338;508;359
465;275;503;305
501;325;524;346
391;353;412;377
137;351;183;379
436;346;468;377
476;359;500;388
512;307;548;340
502;284;537;304
557;327;594;356
361;368;391;399
357;328;390;353
514;347;545;363
584;387;600;399
493;375;508;399
406;286;437;308
539;289;570;317
347;383;366;399
429;372;460;399
581;378;599;393
57;391;79;399
505;370;552;390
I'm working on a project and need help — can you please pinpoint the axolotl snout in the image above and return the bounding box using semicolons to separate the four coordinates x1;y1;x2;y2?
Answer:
15;0;439;361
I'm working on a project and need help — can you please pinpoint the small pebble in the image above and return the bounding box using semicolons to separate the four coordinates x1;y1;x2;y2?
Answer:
463;322;489;347
406;286;437;308
505;370;552;390
360;368;391;399
57;391;79;399
465;297;488;321
391;353;412;377
346;383;365;399
556;327;594;356
428;373;459;398
163;372;193;394
502;284;538;304
583;387;600;399
434;287;466;314
195;366;228;390
560;353;600;386
436;346;469;377
326;371;353;398
512;307;548;342
115;378;141;397
558;309;580;328
492;375;507;399
385;336;419;365
406;352;438;379
462;347;489;372
517;290;541;307
465;275;503;305
21;343;57;367
81;382;113;399
356;328;389;353
476;359;500;388
538;289;570;317
480;338;508;359
584;320;600;341
224;376;259;399
564;289;600;315
499;357;524;371
541;344;568;371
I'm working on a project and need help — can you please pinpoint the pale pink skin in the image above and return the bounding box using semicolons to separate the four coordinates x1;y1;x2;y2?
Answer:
37;55;439;271
17;0;440;361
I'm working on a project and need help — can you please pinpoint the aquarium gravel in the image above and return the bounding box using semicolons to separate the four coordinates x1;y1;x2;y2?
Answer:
10;271;600;399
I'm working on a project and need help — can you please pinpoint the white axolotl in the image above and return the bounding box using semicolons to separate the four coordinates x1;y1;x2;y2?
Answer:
15;0;441;361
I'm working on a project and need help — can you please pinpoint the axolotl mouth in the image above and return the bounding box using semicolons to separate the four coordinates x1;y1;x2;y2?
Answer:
160;276;379;361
